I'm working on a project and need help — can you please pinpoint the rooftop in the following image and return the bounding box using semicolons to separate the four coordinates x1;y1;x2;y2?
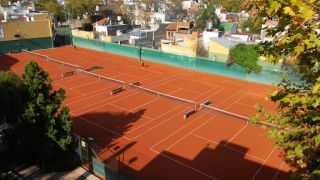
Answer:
210;37;256;48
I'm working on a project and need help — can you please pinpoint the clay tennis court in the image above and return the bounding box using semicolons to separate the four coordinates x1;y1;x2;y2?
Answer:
0;46;296;179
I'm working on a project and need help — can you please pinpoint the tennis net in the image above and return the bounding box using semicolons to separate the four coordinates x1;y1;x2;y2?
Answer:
128;82;198;110
201;103;275;127
22;50;80;70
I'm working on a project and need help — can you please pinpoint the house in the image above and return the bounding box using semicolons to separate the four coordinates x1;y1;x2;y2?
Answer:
161;22;198;56
161;35;198;57
94;22;131;43
230;33;253;41
165;21;194;40
202;30;222;48
129;28;154;48
0;4;53;54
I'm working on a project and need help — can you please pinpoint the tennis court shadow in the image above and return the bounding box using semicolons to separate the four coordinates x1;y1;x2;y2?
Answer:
0;54;20;71
122;140;296;180
73;109;146;149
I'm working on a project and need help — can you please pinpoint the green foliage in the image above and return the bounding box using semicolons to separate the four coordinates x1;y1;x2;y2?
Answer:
210;0;244;12
229;43;262;74
247;0;320;84
246;0;320;177
0;71;27;126
117;5;133;25
12;61;73;162
64;0;100;17
262;79;320;177
36;0;65;22
195;2;220;31
0;0;14;4
255;103;264;112
240;16;262;34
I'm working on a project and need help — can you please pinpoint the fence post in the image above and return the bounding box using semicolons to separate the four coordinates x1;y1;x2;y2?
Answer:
87;137;94;174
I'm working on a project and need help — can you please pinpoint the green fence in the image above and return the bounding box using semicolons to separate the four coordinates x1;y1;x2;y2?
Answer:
75;135;129;180
0;37;53;54
73;36;301;85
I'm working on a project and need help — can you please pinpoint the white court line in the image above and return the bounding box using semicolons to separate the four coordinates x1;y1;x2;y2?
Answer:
216;91;247;107
210;92;250;146
196;86;226;104
237;102;256;108
76;116;132;141
272;161;284;180
128;87;182;111
191;133;265;162
252;147;277;180
179;92;249;149
107;103;153;120
127;105;186;138
174;76;225;90
71;76;177;116
69;79;101;90
56;83;85;96
148;92;254;178
149;112;209;150
224;121;249;147
71;91;139;116
163;113;215;151
65;88;113;106
150;148;218;180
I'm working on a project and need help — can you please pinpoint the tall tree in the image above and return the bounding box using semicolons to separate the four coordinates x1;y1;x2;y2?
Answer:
15;61;73;161
246;0;320;178
117;5;133;25
195;2;220;31
64;0;100;18
35;0;65;23
210;0;244;12
0;71;27;127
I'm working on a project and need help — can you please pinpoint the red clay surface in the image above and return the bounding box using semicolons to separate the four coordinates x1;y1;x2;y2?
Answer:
0;46;297;179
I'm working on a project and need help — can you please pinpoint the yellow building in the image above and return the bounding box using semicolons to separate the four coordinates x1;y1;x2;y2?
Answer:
0;13;53;54
161;36;198;57
208;38;230;62
71;30;95;40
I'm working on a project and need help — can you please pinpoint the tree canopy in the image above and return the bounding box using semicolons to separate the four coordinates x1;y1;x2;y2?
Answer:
35;0;65;22
246;0;320;178
210;0;244;12
240;16;262;34
1;61;73;163
64;0;100;18
229;44;262;73
195;2;220;31
0;71;27;127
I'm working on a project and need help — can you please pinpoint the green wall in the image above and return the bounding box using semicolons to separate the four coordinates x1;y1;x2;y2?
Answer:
73;36;301;85
0;37;53;54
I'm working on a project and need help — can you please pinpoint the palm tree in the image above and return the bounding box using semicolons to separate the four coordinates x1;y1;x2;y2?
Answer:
195;2;220;31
